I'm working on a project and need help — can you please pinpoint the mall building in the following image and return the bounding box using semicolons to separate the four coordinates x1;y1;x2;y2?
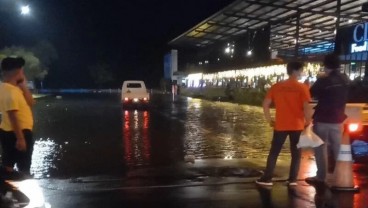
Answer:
167;0;368;88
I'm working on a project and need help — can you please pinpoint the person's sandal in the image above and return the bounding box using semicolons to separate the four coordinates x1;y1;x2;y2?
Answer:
286;180;297;186
255;179;273;186
305;176;325;184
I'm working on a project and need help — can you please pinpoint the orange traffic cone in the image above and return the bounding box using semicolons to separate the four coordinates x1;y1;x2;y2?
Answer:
331;126;359;192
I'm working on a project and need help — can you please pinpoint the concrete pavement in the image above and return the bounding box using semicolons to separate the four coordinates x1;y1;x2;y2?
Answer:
4;151;367;208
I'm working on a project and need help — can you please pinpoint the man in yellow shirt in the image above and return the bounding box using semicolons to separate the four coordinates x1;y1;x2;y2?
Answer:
0;57;35;178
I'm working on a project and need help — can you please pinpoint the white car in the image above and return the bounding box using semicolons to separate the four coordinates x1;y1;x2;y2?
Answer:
121;80;150;108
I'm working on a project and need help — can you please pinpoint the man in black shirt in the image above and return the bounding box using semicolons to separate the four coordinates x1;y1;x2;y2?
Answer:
306;53;349;184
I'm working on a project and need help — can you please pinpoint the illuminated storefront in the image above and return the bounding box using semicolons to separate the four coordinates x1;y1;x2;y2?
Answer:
338;22;368;80
169;0;368;88
186;63;321;88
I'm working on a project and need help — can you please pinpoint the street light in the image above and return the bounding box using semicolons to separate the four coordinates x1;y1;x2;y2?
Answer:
20;5;30;15
247;50;252;56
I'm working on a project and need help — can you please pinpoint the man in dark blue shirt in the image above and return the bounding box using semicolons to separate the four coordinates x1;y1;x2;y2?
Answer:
306;53;349;184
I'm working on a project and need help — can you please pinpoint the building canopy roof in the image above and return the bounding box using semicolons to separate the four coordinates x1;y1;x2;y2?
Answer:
170;0;368;51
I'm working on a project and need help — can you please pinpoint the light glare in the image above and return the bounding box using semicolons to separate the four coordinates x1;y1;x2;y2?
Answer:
225;47;231;54
21;5;30;15
7;179;46;208
348;123;359;132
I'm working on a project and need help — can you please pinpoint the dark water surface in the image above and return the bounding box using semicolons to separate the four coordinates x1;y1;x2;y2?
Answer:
30;93;277;179
32;93;124;178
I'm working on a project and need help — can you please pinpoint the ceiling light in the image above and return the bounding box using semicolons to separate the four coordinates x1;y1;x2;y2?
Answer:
225;47;231;54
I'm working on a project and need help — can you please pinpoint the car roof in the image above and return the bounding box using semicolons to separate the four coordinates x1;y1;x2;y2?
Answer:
123;80;145;83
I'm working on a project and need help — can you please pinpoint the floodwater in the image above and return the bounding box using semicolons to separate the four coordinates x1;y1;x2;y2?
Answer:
3;92;368;208
27;93;281;179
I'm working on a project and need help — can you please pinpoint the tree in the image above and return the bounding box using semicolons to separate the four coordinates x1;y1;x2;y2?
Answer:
89;63;114;87
0;41;58;83
0;47;47;81
31;40;58;70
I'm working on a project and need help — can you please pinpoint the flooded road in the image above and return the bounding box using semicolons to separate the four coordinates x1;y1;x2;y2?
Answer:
3;92;368;208
28;93;279;179
32;93;124;178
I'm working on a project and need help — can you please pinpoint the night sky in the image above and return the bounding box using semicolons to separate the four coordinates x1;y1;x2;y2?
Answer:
0;0;234;88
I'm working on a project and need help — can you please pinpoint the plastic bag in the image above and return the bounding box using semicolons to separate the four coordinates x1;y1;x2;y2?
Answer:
297;124;324;149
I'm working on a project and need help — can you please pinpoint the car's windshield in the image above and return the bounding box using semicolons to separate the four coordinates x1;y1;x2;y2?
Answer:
127;83;142;88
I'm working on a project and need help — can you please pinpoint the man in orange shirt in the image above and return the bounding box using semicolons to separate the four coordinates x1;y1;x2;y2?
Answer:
256;61;312;186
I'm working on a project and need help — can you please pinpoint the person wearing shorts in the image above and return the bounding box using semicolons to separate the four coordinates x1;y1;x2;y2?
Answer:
0;57;35;177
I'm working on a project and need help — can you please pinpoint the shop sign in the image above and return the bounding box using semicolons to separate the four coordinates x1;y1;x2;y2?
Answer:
352;23;368;53
353;23;368;43
351;41;368;53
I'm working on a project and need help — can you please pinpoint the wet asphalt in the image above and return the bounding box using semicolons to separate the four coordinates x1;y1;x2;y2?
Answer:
2;92;368;207
30;92;276;179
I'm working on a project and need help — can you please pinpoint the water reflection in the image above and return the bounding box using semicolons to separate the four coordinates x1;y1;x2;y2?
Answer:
299;151;317;179
300;152;365;208
184;99;205;159
31;139;60;178
123;110;151;166
183;98;273;159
